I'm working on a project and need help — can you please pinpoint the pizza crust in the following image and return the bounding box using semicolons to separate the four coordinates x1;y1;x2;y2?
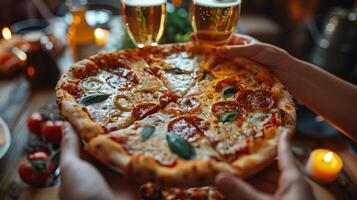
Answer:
86;134;236;187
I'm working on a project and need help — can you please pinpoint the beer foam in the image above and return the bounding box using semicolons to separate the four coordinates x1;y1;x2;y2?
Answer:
122;0;166;6
194;0;241;7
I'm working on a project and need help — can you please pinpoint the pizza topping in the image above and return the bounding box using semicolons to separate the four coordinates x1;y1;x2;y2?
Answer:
221;86;237;99
145;64;161;76
237;90;275;112
166;132;195;160
167;115;209;142
220;111;237;123
80;93;110;106
132;103;160;120
141;126;155;141
161;102;184;116
215;79;240;92
81;77;103;92
211;101;247;120
106;75;136;91
113;94;133;112
166;67;191;75
159;91;179;108
222;143;249;162
181;96;200;113
111;67;140;84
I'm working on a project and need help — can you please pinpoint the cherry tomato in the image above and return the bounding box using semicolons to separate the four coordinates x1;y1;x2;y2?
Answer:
18;153;55;187
27;112;44;135
28;146;50;155
41;121;64;144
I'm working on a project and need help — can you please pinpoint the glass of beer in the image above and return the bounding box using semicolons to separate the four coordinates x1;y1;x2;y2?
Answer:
121;0;167;48
191;0;241;46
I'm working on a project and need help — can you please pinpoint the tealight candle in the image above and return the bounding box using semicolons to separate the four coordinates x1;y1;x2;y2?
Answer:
305;149;343;183
94;28;109;46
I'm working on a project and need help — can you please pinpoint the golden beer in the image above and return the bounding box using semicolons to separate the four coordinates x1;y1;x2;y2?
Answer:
121;0;167;48
192;0;241;45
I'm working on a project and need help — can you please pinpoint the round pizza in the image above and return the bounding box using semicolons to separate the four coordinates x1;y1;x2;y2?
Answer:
56;43;296;186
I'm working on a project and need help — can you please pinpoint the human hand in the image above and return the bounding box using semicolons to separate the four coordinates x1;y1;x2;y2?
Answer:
215;128;315;200
60;122;114;200
217;34;295;75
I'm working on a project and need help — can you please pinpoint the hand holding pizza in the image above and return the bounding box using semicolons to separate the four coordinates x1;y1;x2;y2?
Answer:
220;34;357;141
60;123;114;200
215;129;315;200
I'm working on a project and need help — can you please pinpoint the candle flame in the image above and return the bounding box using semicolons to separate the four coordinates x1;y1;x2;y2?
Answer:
323;152;333;163
2;27;12;40
94;28;105;40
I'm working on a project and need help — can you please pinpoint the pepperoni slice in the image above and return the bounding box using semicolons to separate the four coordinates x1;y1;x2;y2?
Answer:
159;91;179;108
237;90;275;112
132;103;160;120
167;115;209;142
211;101;247;119
111;67;140;84
181;96;200;113
215;79;240;92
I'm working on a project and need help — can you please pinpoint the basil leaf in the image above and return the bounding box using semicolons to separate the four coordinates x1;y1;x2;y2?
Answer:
80;94;110;106
141;126;155;141
221;86;237;99
166;132;195;160
220;111;237;123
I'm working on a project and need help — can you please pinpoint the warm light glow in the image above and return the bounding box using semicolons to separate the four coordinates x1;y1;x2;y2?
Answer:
323;152;333;163
27;66;36;77
2;27;12;40
94;28;109;46
305;149;343;182
94;28;105;40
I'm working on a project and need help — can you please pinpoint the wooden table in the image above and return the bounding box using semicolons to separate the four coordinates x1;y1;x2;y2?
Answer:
0;18;357;200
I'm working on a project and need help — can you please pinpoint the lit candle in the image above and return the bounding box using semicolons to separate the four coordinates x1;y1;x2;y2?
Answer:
94;28;109;46
305;149;343;183
2;27;12;40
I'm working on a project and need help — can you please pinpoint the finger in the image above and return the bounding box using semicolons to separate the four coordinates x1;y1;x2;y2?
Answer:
61;122;80;159
277;128;298;171
229;34;258;45
215;173;270;200
247;178;277;194
217;43;263;59
254;162;280;183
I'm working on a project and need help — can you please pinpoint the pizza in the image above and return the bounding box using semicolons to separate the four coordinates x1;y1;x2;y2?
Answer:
56;43;296;187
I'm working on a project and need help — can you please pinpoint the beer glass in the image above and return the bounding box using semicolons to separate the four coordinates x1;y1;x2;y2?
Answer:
121;0;167;48
191;0;241;46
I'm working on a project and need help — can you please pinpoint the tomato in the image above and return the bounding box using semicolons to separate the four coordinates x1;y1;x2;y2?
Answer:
41;121;64;144
18;153;55;187
27;112;44;135
28;146;50;155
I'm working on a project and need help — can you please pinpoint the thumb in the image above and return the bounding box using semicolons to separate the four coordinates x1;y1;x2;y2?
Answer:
61;122;80;160
215;173;270;200
217;43;264;59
